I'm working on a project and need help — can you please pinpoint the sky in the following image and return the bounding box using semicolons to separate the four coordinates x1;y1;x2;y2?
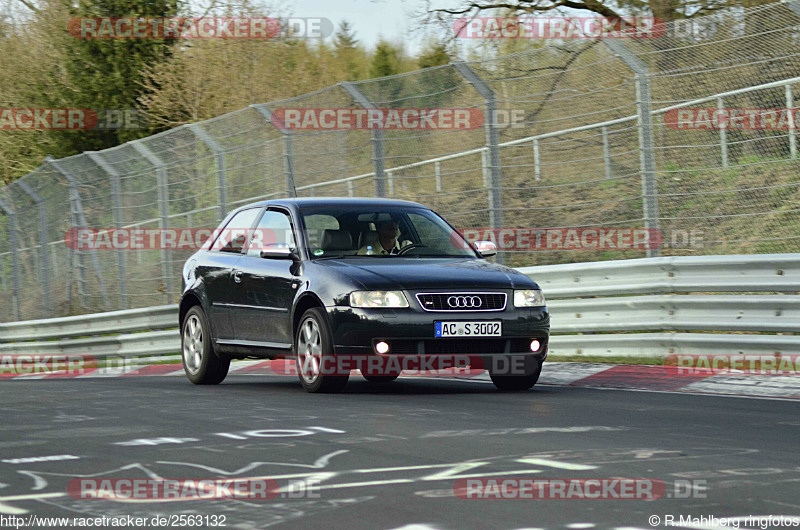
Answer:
287;0;452;54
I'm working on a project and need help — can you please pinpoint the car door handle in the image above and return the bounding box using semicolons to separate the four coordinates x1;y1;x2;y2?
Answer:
232;270;242;284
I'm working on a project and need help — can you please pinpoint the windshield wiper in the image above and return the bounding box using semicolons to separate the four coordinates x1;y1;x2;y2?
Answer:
313;254;372;260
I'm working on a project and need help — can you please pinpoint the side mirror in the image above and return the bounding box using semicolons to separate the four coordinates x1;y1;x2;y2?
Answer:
474;240;497;257
260;247;300;261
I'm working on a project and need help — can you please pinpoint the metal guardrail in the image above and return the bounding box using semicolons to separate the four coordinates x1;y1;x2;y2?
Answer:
517;254;800;298
1;254;798;359
519;254;800;355
0;305;176;342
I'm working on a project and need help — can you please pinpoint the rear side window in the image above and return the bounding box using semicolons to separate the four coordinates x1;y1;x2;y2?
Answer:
211;208;261;253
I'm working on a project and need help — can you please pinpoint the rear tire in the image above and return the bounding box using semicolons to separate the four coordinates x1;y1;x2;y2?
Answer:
295;308;349;393
182;306;230;385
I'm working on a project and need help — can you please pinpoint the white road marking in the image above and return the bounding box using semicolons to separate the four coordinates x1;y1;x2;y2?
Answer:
2;455;79;464
0;502;27;515
114;437;198;446
157;449;349;475
0;492;67;514
516;457;597;471
391;523;439;530
17;471;47;491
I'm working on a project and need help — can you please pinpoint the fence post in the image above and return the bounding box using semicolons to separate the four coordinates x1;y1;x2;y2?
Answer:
452;61;505;263
87;152;128;309
787;84;797;158
187;124;228;222
46;156;111;307
0;198;21;320
339;83;387;198
15;180;51;315
602;41;660;257
533;139;542;181
481;149;489;187
602;126;613;180
717;97;728;168
130;142;174;303
435;161;442;193
250;104;298;198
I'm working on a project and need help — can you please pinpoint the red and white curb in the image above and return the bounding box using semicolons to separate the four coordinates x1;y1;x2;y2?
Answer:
3;360;799;400
455;362;800;400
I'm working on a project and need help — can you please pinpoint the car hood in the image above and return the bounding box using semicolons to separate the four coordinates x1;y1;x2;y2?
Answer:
315;258;539;291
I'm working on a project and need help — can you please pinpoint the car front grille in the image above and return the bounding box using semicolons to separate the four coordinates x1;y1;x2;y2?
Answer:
416;292;507;312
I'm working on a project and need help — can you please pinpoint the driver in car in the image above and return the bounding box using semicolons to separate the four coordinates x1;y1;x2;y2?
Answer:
357;217;412;255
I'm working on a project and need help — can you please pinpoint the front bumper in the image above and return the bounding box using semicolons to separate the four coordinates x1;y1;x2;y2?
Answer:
327;303;550;363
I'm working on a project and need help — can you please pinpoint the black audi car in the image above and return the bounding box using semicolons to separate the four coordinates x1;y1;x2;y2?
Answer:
179;198;549;393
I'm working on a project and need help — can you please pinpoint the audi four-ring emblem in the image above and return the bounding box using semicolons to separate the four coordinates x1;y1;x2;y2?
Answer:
448;296;483;308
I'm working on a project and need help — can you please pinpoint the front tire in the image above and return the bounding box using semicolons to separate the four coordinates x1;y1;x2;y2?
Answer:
182;306;230;385
295;308;349;393
489;359;542;391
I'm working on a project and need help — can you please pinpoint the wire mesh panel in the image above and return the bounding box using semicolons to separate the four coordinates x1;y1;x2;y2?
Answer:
2;3;800;319
12;165;74;317
0;193;15;322
624;3;800;257
3;182;44;320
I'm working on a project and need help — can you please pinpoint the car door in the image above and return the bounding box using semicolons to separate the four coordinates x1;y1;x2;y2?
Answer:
200;207;262;341
231;208;300;346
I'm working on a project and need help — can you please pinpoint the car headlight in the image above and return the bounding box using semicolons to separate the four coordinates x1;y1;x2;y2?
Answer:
350;291;409;308
513;289;545;307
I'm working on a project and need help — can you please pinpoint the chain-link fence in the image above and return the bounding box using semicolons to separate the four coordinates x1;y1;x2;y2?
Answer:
3;2;800;321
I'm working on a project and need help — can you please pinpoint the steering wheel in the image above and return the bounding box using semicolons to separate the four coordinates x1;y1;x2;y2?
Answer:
397;243;427;255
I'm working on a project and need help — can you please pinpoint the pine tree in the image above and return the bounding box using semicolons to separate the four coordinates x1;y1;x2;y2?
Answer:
334;20;358;50
45;0;179;157
369;40;400;78
333;20;364;80
418;42;450;69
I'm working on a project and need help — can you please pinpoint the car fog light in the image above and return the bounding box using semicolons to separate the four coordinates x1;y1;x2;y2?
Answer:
375;341;390;354
530;339;541;352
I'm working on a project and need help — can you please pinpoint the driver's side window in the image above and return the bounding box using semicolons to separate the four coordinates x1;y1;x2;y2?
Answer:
246;210;295;257
211;208;261;253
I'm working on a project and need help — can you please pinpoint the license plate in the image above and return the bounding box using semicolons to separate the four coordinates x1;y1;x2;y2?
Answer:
434;321;502;338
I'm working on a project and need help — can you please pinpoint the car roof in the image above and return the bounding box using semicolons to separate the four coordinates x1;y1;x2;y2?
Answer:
238;197;428;211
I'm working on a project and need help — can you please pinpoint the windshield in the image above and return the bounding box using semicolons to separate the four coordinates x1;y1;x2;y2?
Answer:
298;205;479;259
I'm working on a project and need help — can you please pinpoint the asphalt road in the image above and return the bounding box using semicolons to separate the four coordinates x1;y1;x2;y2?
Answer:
1;373;799;529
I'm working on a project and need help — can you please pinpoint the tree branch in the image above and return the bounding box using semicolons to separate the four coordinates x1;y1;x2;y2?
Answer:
433;0;621;19
14;0;39;12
